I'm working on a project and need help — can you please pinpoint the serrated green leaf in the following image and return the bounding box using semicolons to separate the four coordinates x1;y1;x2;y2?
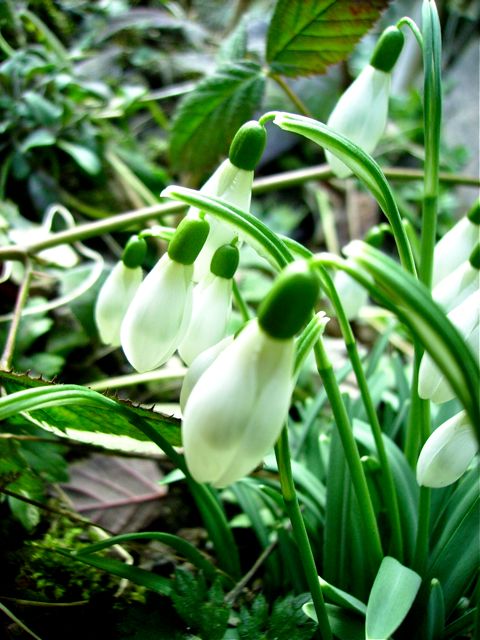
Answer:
0;370;181;446
266;0;389;77
169;61;265;174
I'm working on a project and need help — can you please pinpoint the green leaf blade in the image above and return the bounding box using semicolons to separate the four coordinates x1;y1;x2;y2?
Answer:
169;61;265;174
366;556;421;640
266;0;390;77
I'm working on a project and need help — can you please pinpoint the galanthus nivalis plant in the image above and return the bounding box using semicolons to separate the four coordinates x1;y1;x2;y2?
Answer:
95;235;146;347
181;261;321;487
325;26;404;178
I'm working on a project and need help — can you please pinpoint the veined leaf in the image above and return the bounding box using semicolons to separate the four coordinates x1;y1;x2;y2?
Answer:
0;370;181;447
266;0;389;77
169;61;265;174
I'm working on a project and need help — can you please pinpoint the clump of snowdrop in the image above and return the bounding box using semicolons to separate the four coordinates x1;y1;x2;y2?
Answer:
95;235;146;347
120;217;209;372
325;26;404;178
181;261;321;487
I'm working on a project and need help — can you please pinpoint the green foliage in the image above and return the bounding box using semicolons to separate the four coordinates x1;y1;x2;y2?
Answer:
266;0;390;76
169;61;266;176
170;568;230;640
238;593;316;639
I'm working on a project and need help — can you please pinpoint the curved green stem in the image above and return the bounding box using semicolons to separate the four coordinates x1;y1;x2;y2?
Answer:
268;73;313;117
313;338;384;569
0;260;32;369
275;428;332;639
397;16;424;48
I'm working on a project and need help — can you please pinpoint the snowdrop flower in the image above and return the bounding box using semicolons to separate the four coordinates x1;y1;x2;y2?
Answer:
191;120;266;280
325;27;404;178
182;261;320;487
95;235;146;347
333;269;369;320
179;244;239;365
433;206;479;286
417;412;478;487
418;289;479;403
121;217;209;372
432;253;479;312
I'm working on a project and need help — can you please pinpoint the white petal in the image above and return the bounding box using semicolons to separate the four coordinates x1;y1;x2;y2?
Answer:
419;289;480;403
433;260;479;312
416;412;478;487
182;320;294;486
120;255;193;372
95;262;143;346
333;270;369;319
178;277;232;365
433;217;478;286
179;335;234;413
326;65;391;178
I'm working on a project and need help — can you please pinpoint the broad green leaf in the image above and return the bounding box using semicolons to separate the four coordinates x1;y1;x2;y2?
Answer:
22;91;63;126
0;371;181;446
58;140;102;175
427;579;445;640
319;578;367;615
169;61;265;174
303;603;365;640
266;0;389;77
20;129;56;152
366;556;421;640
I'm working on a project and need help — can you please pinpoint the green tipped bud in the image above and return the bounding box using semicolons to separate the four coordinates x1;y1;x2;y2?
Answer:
168;218;210;265
258;262;320;340
210;244;239;279
469;242;480;269
229;121;266;171
467;199;480;225
370;26;404;73
364;224;388;248
122;235;147;269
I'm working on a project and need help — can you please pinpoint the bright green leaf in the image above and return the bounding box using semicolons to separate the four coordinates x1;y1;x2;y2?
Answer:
58;140;102;175
319;577;367;615
366;556;421;640
169;61;265;174
0;371;181;446
303;603;365;640
266;0;389;77
20;129;56;152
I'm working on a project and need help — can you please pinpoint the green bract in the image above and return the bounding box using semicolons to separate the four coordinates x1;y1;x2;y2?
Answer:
228;120;266;171
210;244;239;279
370;26;405;73
167;218;210;265
122;235;147;269
258;262;320;340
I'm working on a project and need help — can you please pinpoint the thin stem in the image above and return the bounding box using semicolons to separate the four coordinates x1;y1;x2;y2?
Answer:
232;279;251;322
314;338;384;568
275;428;332;639
0;261;33;369
269;73;313;117
397;16;424;48
0;167;478;263
0;601;44;640
87;367;186;391
315;267;403;560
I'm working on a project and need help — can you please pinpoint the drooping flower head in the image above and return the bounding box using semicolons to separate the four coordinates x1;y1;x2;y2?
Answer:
178;243;239;365
325;26;404;178
416;411;478;487
181;261;320;487
120;217;209;372
95;235;146;346
191;120;266;280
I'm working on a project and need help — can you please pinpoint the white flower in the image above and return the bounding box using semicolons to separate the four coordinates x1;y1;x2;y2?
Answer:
182;320;294;487
433;217;478;286
433;259;479;312
179;335;233;413
326;65;391;178
333;269;369;319
189;159;253;280
178;274;233;365
416;411;478;487
95;261;143;347
418;289;479;403
120;254;193;372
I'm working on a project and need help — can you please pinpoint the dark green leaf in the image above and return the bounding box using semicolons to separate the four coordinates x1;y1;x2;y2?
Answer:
22;91;63;126
58;141;102;175
169;61;265;174
0;371;181;446
266;0;389;77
